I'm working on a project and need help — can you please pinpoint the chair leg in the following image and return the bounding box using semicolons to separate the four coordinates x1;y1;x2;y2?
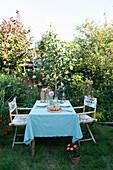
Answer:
78;140;80;146
85;122;94;135
78;123;96;143
86;124;96;143
12;126;25;148
12;127;17;148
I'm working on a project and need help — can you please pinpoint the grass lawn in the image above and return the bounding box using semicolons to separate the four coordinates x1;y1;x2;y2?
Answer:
0;124;113;170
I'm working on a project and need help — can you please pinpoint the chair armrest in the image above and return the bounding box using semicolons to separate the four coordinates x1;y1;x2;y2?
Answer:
77;111;95;115
11;114;29;117
17;108;32;110
73;106;84;109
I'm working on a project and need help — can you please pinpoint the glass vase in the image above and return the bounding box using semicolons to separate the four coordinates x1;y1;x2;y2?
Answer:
49;96;53;106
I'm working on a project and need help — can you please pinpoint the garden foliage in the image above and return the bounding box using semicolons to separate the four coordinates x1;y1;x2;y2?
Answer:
35;25;71;94
72;19;113;121
0;74;39;136
0;15;113;136
36;21;113;121
0;10;32;75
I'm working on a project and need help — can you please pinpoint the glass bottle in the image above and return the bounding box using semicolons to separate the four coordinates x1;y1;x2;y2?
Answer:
62;90;66;102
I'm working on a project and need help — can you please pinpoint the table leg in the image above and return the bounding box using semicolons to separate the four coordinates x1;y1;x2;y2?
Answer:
31;138;35;157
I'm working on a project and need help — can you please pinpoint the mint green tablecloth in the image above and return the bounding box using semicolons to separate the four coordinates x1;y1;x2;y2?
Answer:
24;100;83;144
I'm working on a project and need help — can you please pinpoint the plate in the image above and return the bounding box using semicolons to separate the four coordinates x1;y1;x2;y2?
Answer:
47;107;62;113
60;103;71;107
36;103;47;107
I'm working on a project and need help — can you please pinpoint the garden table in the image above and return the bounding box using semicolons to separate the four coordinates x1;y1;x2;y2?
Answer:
24;100;83;157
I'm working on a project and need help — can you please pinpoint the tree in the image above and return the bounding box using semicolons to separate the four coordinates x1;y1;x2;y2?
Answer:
35;26;72;95
71;18;113;121
0;10;33;74
72;18;113;90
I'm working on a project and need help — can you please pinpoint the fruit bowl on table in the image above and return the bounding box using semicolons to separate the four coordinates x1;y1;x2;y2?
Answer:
47;105;62;113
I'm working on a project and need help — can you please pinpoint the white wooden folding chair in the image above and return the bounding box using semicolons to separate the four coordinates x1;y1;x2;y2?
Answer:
74;96;97;145
8;97;32;148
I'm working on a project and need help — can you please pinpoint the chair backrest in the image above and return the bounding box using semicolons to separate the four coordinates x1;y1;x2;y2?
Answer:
8;97;17;114
40;87;51;101
84;96;97;119
84;96;97;108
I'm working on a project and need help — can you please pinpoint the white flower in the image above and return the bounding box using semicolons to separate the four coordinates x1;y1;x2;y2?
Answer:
49;91;54;97
32;75;36;79
22;73;25;76
73;59;77;61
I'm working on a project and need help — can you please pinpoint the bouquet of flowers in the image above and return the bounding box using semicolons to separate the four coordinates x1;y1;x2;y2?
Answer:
49;91;54;105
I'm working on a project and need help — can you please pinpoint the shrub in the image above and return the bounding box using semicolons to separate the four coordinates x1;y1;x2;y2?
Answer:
0;73;39;136
0;10;32;75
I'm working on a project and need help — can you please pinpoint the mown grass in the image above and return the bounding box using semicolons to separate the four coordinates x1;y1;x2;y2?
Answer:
0;124;113;170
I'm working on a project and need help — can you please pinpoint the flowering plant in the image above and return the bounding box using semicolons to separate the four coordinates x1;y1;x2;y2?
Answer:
67;144;80;158
49;91;54;97
0;106;11;136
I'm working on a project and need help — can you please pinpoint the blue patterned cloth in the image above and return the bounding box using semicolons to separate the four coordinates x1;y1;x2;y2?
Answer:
24;100;83;144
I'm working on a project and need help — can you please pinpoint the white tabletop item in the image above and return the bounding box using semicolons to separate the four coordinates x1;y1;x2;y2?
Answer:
59;103;71;107
36;103;47;107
